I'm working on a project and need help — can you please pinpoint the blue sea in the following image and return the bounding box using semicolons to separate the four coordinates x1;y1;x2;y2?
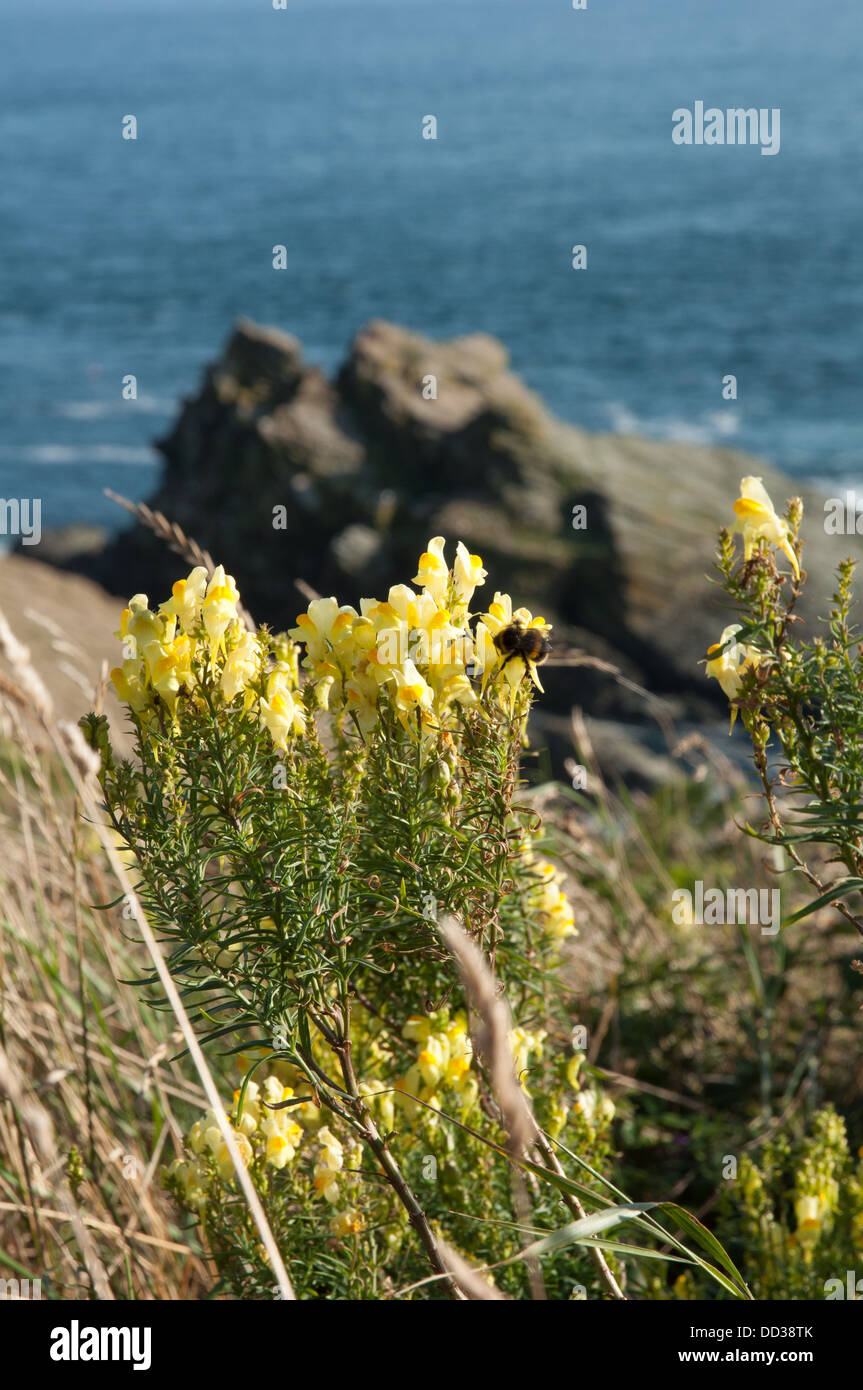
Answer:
1;0;861;537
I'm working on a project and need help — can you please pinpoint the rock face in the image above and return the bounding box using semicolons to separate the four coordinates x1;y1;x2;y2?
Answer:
42;317;863;728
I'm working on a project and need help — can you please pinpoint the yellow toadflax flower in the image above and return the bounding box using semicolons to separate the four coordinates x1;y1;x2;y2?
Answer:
412;537;449;606
704;623;763;731
220;629;260;702
202;566;241;657
159;566;209;635
330;1209;365;1239
452;541;487;610
731;476;800;578
259;681;305;750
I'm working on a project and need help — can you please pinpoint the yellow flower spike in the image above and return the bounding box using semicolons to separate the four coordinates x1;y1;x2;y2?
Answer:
731;476;800;578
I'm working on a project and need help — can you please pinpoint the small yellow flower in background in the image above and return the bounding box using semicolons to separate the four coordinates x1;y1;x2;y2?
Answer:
403;1015;433;1044
314;1126;344;1203
794;1193;825;1250
330;1209;365;1238
731;476;800;578
417;1033;448;1087
705;623;763;731
510;1026;545;1092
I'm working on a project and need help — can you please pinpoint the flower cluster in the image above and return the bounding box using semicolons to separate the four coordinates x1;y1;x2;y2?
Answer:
394;1010;478;1120
705;478;801;729
109;564;307;750
712;1107;863;1298
110;541;551;752
165;1072;303;1210
287;537;551;738
521;843;578;944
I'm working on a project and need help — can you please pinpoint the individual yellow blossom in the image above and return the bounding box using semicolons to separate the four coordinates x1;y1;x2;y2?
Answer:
110;661;151;714
403;1015;434;1044
731;476;800;578
202;566;241;657
159;566;208;634
221;630;260;701
344;666;381;734
417;1033;449;1087
116;595;167;654
794;1193;825;1249
289;597;360;670
142;633;194;711
168;1158;208;1213
313;1126;344;1203
391;659;434;725
412;537;449;605
705;623;763;730
452;541;487;609
330;1209;365;1238
259;684;305;750
547;1095;570;1139
566;1053;585;1090
510;1027;545;1091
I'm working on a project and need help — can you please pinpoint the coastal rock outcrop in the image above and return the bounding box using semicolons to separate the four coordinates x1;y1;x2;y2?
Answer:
34;318;863;733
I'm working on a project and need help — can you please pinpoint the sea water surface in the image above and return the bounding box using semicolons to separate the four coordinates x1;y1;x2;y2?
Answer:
0;0;861;534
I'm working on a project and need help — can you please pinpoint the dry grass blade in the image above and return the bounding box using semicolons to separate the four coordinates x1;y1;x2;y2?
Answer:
437;1238;509;1300
437;916;533;1157
0;1048;112;1299
0;603;292;1299
103;489;257;631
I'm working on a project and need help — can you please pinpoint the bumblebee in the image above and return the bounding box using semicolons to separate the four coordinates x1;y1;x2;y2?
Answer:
493;621;552;674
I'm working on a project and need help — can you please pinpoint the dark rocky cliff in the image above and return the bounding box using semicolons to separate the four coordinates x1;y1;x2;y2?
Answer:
31;318;862;755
